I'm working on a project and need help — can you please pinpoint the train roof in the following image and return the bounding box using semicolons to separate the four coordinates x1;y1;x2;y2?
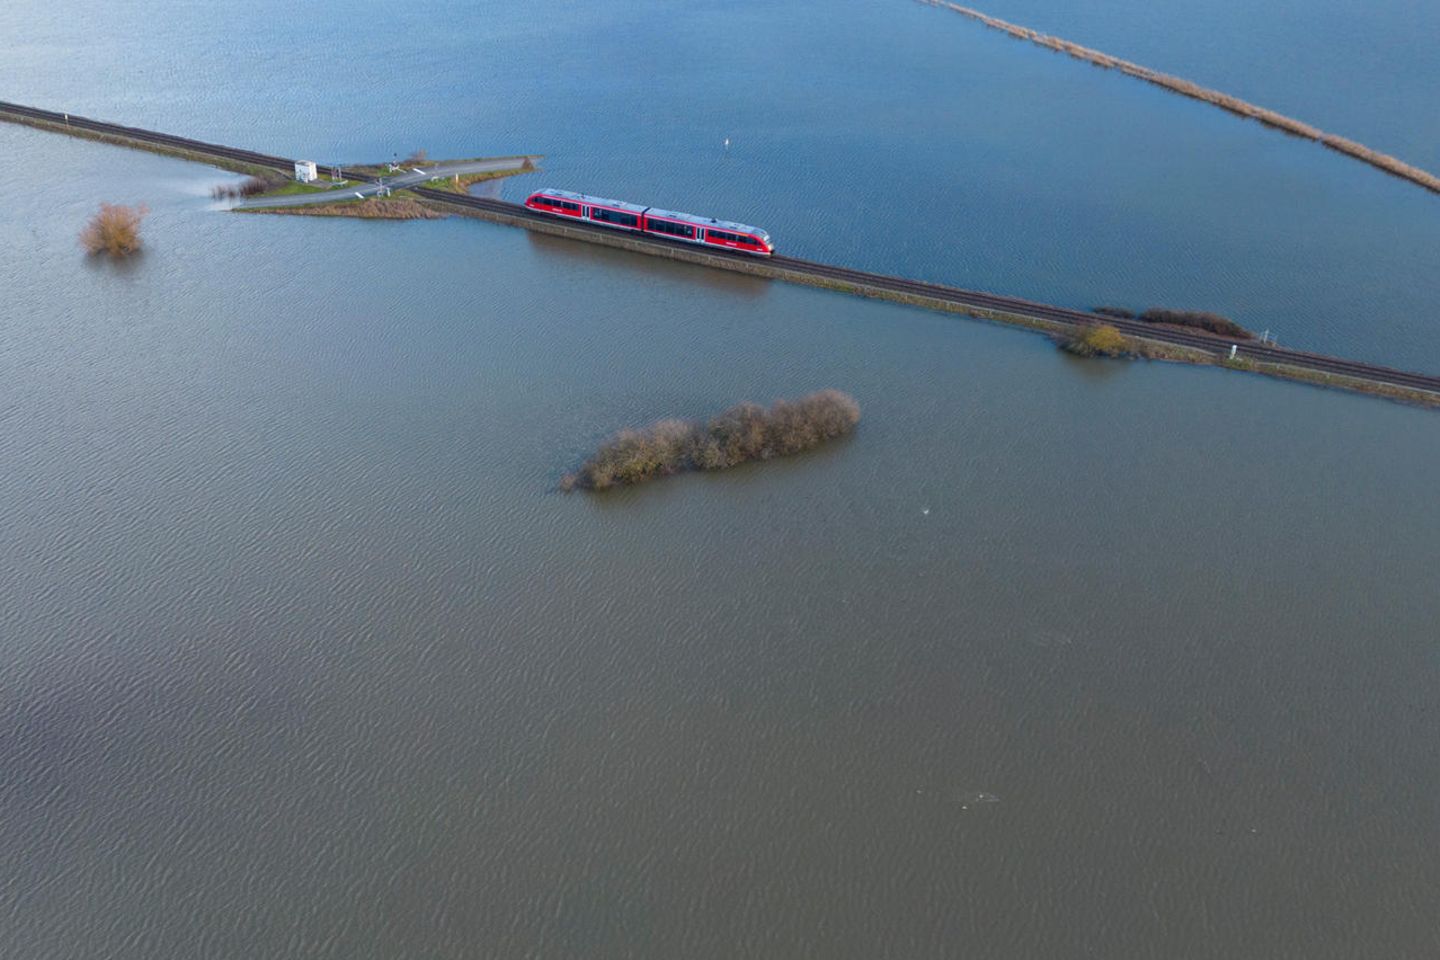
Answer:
645;207;769;240
532;187;646;214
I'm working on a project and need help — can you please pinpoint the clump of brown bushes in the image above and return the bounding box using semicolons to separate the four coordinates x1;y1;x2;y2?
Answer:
1062;324;1131;358
1137;308;1252;339
79;202;148;257
1090;305;1252;339
210;176;272;200
562;390;861;492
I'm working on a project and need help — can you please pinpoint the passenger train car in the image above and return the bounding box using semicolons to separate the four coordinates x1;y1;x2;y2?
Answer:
523;188;774;256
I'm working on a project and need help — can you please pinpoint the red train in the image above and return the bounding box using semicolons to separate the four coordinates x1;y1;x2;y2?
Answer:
524;188;774;256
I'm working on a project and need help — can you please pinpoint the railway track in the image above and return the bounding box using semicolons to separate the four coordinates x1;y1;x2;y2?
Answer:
6;99;1439;399
416;189;1440;396
0;101;298;173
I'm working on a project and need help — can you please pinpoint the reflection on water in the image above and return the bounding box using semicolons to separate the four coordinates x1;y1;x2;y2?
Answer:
525;231;775;300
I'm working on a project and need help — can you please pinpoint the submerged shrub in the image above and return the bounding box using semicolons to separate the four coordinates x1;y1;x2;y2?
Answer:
563;390;861;492
210;176;273;200
79;202;148;257
1062;323;1130;358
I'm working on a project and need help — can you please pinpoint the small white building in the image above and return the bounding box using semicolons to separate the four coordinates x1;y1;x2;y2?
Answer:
294;160;318;183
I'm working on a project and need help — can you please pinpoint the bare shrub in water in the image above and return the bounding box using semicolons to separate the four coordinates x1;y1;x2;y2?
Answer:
1062;324;1131;358
563;390;861;492
79;202;148;257
210;176;273;200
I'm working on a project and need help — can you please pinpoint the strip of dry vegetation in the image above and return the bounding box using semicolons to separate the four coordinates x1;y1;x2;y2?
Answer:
422;163;536;195
921;1;1440;195
1138;308;1252;339
80;203;147;257
237;197;447;220
1094;305;1253;339
562;390;861;492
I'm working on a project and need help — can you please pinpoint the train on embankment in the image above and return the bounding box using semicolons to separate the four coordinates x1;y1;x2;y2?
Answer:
524;188;774;256
5;100;1440;406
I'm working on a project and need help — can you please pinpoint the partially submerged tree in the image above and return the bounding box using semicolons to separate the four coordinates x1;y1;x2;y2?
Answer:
1063;323;1130;358
79;203;148;258
562;390;861;492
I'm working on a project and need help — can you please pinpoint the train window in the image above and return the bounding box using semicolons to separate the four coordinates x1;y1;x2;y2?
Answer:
595;208;636;227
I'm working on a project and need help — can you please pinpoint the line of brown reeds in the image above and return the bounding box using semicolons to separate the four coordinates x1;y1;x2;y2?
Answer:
562;390;861;492
920;1;1440;195
211;176;272;200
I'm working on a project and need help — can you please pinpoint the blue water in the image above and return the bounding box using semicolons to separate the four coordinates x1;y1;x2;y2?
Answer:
3;2;1440;958
4;0;1439;368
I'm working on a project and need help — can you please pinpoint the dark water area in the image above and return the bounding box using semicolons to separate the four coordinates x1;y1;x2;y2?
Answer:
3;1;1440;957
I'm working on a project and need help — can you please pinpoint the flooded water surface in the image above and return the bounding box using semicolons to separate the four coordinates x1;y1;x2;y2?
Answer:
2;1;1439;957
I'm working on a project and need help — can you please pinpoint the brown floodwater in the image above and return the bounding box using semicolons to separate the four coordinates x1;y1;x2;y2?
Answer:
4;0;1440;955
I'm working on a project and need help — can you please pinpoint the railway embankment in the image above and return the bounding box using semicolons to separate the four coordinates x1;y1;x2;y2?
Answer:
919;1;1440;196
0;106;287;179
4;99;1439;409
